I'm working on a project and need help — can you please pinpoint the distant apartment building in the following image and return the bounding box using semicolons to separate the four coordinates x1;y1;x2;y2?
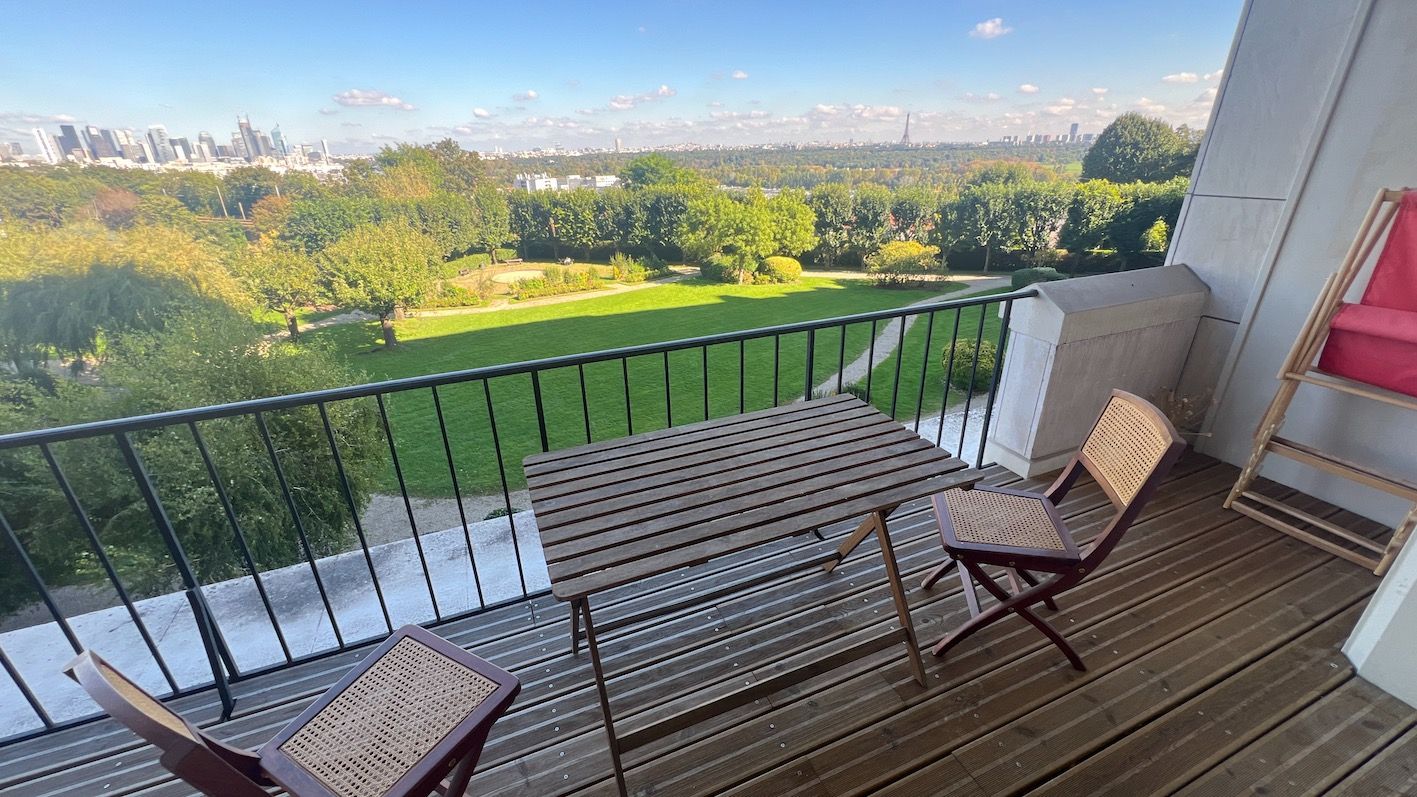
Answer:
514;172;620;192
31;128;61;164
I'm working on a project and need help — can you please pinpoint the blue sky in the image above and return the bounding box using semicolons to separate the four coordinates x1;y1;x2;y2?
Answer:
0;0;1242;153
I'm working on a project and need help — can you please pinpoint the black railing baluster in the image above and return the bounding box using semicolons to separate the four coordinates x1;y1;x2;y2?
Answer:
255;411;345;648
621;358;634;435
803;328;816;401
482;380;529;596
936;308;963;448
431;386;485;607
977;299;1014;468
0;645;51;729
41;443;181;688
531;371;550;452
837;323;847;394
376;395;441;621
701;345;710;420
0;507;82;653
864;319;878;401
956;304;990;458
317;402;393;634
889;315;908;419
772;334;781;406
662;351;672;427
578;364;592;444
738;339;746;413
913;312;937;432
115;432;237;716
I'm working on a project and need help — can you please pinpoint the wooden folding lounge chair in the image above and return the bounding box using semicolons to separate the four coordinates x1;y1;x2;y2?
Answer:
64;625;520;797
922;390;1186;669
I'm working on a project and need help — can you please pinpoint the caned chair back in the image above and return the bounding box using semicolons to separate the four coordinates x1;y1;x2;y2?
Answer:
1067;390;1186;571
64;651;269;797
1079;391;1183;509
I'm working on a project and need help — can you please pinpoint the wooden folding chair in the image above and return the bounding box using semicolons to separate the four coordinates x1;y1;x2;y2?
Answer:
922;390;1186;669
65;625;520;797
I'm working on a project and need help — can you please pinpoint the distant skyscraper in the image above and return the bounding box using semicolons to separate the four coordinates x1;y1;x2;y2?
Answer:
614;136;621;153
32;128;61;164
321;138;332;160
56;124;85;160
198;130;217;155
270;125;288;157
169;137;192;161
146;125;177;163
83;125;116;158
1068;122;1080;142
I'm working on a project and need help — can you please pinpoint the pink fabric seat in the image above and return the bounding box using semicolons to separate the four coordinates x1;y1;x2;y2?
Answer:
1316;191;1417;398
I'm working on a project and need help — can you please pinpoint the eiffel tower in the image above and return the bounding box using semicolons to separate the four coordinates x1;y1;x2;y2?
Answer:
899;113;912;146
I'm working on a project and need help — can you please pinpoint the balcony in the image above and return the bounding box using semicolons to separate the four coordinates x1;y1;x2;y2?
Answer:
3;450;1413;796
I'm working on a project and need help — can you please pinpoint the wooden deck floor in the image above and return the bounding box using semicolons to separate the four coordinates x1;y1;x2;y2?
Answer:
4;452;1415;797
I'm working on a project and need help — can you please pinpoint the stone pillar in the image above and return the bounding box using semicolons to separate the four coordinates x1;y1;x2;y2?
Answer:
985;266;1209;477
1344;533;1417;709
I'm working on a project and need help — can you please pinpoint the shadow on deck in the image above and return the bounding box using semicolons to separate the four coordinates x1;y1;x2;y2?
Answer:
3;452;1415;797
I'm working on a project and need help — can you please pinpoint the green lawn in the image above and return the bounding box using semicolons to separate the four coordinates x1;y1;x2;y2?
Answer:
308;277;962;497
862;287;1012;430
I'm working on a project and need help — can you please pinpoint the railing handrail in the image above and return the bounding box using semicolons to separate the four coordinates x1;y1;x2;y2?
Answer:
0;287;1035;449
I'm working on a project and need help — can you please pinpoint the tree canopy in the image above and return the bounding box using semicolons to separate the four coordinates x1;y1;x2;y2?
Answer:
1081;113;1197;183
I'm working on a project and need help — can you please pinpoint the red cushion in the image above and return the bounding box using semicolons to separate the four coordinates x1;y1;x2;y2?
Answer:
1317;304;1417;397
1362;191;1417;313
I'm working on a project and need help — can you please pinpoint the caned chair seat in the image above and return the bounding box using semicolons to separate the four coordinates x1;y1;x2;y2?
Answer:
932;486;1080;570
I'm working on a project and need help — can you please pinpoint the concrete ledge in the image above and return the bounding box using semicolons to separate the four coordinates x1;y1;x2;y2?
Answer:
990;266;1208;477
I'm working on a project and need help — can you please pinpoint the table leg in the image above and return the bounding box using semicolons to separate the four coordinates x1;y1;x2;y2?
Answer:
825;502;899;573
581;598;629;797
570;599;582;656
873;510;926;686
444;749;478;796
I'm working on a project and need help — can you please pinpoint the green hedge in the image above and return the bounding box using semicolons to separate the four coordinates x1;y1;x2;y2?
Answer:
756;256;802;284
947;339;998;392
1011;267;1067;290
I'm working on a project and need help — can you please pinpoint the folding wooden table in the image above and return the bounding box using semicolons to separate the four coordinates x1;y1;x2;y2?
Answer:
524;395;981;795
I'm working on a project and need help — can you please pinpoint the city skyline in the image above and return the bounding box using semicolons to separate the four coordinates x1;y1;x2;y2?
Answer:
0;0;1240;153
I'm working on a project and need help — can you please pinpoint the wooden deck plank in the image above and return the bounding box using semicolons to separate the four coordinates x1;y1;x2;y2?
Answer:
1175;677;1417;796
1327;723;1417;796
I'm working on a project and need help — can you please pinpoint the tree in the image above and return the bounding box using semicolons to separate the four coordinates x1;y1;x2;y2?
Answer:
1059;179;1126;252
849;184;894;262
0;313;380;608
235;242;322;339
595;187;648;256
428;138;485;194
507;191;550;258
618;154;697;188
643;184;700;259
471;185;511;262
767;190;818;258
281;196;376;254
91;187;142;229
550;189;601;260
864;240;942;286
890;185;935;242
953;183;1017;272
1081;113;1195;183
320;223;438;347
249;194;294;239
1012;181;1074;262
965;160;1050;186
679;191;775;283
808;183;852;268
222;166;283;216
1108;176;1188;256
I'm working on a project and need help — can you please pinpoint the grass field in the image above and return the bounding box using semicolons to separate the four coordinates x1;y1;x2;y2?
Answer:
308;277;972;497
861;287;1011;427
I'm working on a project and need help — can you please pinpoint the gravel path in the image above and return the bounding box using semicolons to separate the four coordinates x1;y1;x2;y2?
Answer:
812;276;1011;396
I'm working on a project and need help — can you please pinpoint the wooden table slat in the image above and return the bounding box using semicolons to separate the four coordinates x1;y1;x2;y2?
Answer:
524;395;856;474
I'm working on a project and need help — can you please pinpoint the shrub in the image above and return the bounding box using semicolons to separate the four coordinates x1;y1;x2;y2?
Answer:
1141;218;1170;251
421;281;486;309
511;265;603;300
610;252;649;283
698;254;740;283
865;241;942;287
946;339;999;393
642;252;674;276
756;256;803;284
1011;267;1067;290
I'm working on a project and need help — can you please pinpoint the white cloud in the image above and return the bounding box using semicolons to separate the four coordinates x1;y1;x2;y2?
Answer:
1136;97;1168;113
969;17;1013;39
513;89;540;102
1194;87;1219;103
332;89;416;110
472;107;492;119
318;107;338;115
1204;68;1225;81
731;69;749;80
1091;87;1109;96
606;84;677;111
1161;72;1199;84
962;91;1002;102
1044;98;1078;115
1018;83;1040;94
